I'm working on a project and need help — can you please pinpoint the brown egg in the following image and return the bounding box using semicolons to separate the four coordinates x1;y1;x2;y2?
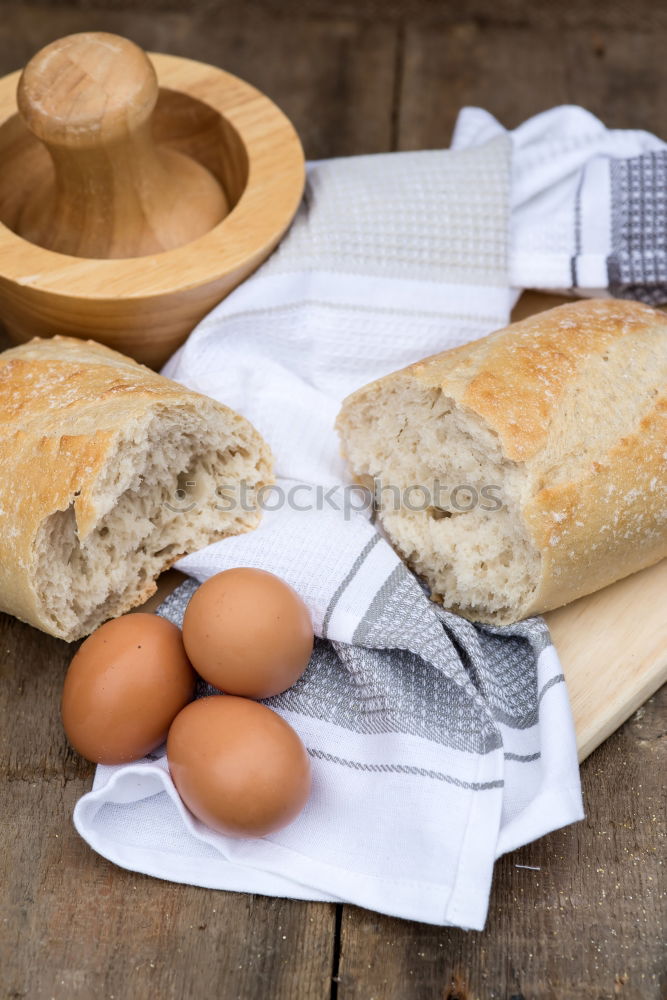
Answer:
167;695;311;837
61;613;196;765
182;568;314;699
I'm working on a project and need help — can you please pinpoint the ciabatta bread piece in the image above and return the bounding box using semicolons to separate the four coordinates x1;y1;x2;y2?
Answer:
0;336;273;641
336;299;667;624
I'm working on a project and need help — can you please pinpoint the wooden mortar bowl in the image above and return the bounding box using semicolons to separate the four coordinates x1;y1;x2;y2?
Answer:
0;52;305;367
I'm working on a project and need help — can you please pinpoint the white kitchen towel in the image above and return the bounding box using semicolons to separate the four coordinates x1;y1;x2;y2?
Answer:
452;105;667;297
74;107;664;928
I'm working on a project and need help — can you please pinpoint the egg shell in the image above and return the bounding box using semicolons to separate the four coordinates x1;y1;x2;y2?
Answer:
61;613;196;765
167;695;312;838
182;568;314;699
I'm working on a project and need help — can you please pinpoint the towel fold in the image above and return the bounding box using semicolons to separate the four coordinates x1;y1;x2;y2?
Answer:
452;104;667;297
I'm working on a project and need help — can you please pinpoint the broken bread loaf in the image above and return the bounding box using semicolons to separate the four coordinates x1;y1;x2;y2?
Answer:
0;336;273;640
336;299;667;624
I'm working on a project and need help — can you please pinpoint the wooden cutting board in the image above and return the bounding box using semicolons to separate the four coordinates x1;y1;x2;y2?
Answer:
545;559;667;761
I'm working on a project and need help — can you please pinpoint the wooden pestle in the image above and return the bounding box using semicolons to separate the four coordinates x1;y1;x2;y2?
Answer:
15;32;228;258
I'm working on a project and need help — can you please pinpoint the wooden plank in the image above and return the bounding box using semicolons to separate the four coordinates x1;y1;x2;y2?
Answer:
1;781;336;1000
36;0;664;32
0;611;337;1000
397;25;570;149
562;27;667;134
397;22;667;147
336;684;666;1000
0;3;397;159
252;0;667;31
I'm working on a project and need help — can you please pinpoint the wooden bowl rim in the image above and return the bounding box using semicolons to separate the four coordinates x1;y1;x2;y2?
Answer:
0;52;305;298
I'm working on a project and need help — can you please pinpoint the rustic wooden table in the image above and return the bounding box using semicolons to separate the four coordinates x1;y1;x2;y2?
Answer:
1;2;665;998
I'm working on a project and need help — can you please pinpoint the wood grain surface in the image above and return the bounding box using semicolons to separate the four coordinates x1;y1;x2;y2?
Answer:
546;560;667;762
0;3;665;999
0;46;305;367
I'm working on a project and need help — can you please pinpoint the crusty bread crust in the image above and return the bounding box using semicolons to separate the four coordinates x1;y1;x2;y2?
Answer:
337;299;667;623
0;336;273;640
